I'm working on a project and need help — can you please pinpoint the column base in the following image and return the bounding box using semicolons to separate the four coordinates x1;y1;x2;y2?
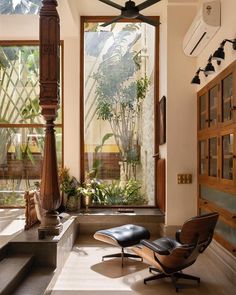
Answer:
38;210;63;239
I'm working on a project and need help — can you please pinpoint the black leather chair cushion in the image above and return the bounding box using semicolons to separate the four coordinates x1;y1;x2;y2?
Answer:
141;237;182;255
97;224;150;247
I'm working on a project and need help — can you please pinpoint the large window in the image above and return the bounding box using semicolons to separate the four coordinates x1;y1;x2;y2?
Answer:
0;0;41;14
81;17;158;206
0;42;63;207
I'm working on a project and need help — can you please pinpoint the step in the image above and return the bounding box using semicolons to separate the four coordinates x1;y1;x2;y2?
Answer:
76;208;165;237
12;266;55;295
0;254;34;295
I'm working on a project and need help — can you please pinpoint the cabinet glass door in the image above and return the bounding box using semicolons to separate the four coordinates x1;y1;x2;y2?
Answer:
199;94;207;130
209;137;217;177
199;140;207;175
222;74;233;122
209;86;218;127
222;134;234;180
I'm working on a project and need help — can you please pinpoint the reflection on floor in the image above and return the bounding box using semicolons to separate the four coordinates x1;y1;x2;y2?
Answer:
51;235;235;295
0;208;25;249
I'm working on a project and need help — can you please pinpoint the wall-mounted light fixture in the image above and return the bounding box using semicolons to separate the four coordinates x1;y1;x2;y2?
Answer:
191;38;236;85
212;39;236;65
191;68;207;85
204;55;215;75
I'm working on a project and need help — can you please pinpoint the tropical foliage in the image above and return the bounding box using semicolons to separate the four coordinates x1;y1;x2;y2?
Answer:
80;178;147;206
0;0;41;15
93;23;150;180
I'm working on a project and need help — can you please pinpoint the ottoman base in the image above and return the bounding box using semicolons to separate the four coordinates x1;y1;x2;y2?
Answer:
102;247;143;267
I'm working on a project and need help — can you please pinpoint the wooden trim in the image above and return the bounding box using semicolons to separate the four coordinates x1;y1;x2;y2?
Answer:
61;40;65;167
199;198;236;227
0;124;62;128
80;16;85;183
80;16;160;206
0;40;39;46
154;16;160;208
82;16;159;23
199;178;236;195
0;39;64;209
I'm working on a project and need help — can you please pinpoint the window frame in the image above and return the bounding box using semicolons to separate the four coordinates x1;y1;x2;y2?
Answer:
0;40;64;208
80;16;160;208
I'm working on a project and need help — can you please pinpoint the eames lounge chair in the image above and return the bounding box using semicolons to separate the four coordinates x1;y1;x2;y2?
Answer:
132;212;219;292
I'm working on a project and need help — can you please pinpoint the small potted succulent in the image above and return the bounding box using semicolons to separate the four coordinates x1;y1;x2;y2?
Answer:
58;167;80;211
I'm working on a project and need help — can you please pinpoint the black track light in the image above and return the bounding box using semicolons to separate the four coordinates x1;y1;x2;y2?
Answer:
204;55;215;75
212;39;236;65
191;68;206;85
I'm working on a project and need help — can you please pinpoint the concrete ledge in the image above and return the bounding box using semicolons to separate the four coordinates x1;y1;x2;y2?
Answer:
8;216;77;268
75;208;164;237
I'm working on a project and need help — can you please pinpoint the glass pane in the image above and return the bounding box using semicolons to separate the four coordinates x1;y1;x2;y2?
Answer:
200;185;236;214
0;0;41;15
222;74;233;122
209;137;217;177
199;140;207;175
199;94;207;130
209;86;217;127
222;134;234;180
0;45;62;125
200;209;236;246
215;219;236;246
0;127;62;207
84;22;155;206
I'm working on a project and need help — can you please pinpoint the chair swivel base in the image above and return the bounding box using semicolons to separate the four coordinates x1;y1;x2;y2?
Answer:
144;268;200;292
102;248;143;267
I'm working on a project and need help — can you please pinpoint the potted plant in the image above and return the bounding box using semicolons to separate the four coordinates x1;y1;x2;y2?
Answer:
58;167;80;211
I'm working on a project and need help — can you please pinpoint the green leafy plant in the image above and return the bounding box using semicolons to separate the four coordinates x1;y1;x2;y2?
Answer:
93;24;150;180
58;167;80;198
83;178;147;206
89;133;114;178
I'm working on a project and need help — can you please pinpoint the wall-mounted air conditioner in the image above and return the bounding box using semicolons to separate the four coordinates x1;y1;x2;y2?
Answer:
183;0;221;57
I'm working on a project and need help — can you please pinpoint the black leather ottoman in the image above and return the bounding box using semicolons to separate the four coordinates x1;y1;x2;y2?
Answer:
94;224;150;267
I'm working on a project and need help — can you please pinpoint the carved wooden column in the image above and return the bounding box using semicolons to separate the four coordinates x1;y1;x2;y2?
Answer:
38;0;62;238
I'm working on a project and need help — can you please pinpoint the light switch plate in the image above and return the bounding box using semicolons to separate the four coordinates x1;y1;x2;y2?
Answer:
177;174;192;184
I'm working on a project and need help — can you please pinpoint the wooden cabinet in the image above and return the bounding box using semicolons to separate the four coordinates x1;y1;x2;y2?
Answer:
197;61;236;256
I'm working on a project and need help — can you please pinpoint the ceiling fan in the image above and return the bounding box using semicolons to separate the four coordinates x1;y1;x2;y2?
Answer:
99;0;161;27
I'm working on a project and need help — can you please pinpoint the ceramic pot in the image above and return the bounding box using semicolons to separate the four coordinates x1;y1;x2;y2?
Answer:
66;196;79;212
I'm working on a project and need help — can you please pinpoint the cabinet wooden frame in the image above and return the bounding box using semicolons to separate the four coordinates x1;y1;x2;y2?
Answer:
197;60;236;256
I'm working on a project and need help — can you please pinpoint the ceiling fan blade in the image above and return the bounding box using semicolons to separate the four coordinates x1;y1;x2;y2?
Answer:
99;0;124;10
100;15;124;27
137;14;160;26
137;0;161;11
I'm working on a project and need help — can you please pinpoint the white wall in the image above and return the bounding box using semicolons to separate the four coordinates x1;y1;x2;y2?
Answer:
195;0;236;88
166;3;197;226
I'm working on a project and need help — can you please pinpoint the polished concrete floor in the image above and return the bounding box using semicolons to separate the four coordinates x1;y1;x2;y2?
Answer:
0;208;25;249
51;235;236;295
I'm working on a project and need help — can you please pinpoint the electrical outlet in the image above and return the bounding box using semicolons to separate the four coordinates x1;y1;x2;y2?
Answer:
177;174;192;184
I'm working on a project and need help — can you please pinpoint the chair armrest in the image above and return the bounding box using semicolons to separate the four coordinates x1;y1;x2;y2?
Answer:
141;239;170;255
